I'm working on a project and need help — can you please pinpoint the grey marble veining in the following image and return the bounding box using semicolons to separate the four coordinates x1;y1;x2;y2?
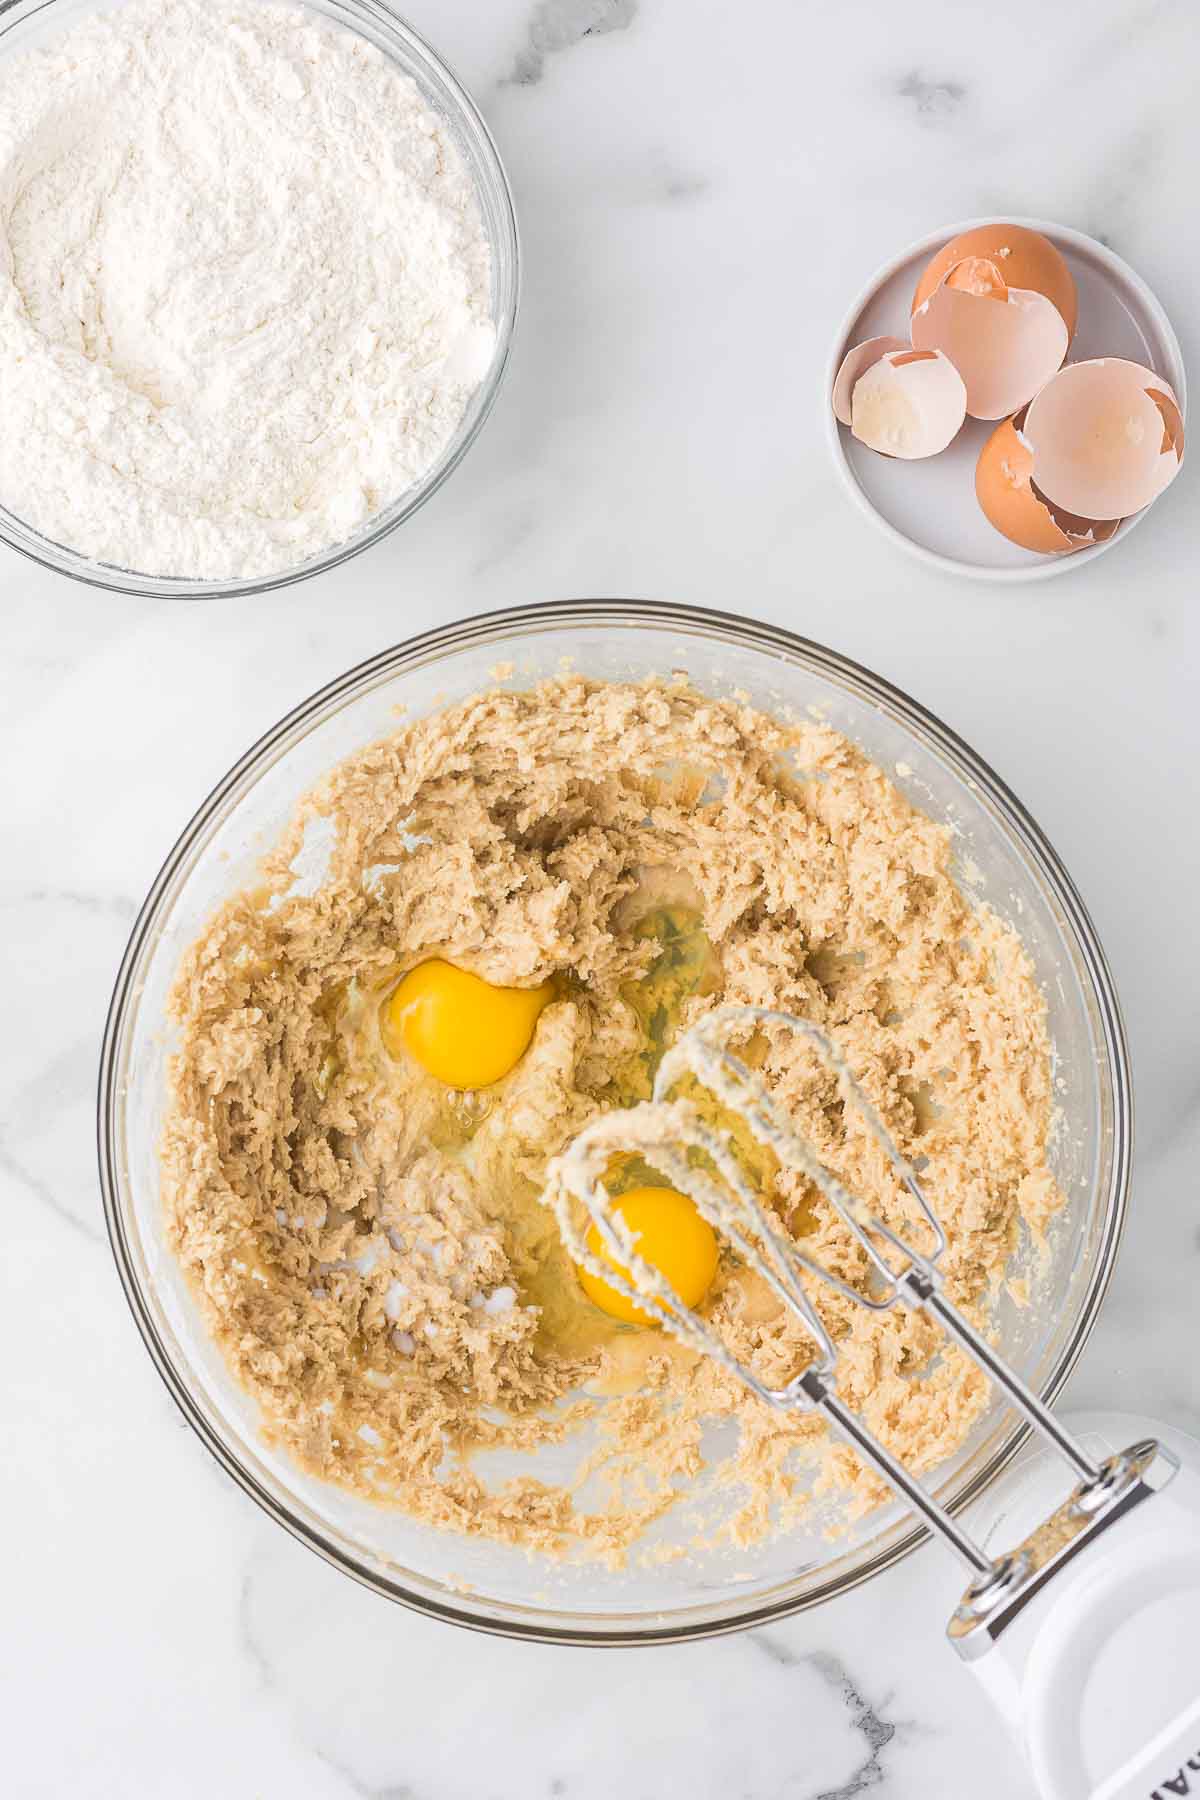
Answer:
505;0;637;87
2;0;1198;1795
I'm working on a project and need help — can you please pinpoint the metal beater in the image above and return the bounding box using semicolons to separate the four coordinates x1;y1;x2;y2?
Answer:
546;1005;1200;1800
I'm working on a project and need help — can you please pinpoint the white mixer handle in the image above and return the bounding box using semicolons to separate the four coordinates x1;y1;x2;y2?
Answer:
956;1436;1200;1800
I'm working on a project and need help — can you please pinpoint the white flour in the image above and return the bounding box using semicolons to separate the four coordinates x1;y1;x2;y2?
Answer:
0;0;496;580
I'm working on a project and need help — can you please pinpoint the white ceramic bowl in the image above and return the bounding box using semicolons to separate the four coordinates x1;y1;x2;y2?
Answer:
826;217;1186;582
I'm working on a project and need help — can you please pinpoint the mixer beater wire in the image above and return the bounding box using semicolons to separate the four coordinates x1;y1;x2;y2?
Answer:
545;1004;1105;1585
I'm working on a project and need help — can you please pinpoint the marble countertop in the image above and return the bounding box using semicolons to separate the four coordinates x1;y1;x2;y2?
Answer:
4;0;1198;1794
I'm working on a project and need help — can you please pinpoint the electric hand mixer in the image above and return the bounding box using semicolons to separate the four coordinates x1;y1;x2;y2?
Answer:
546;1005;1200;1800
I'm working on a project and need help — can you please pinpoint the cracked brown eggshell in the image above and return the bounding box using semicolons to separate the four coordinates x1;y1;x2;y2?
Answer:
912;224;1078;339
975;414;1120;555
911;266;1069;421
846;346;967;460
831;335;910;425
1019;359;1185;521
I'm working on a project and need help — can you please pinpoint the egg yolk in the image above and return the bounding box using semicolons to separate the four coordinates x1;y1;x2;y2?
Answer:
577;1185;719;1326
382;959;553;1089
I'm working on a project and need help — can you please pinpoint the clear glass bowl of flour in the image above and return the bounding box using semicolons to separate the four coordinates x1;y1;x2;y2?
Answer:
0;0;518;599
99;600;1132;1644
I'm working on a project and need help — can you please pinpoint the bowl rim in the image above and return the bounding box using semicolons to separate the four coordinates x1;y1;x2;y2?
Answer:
97;597;1134;1643
0;0;520;599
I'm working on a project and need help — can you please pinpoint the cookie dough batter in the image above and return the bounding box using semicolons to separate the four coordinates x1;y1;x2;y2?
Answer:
162;676;1062;1561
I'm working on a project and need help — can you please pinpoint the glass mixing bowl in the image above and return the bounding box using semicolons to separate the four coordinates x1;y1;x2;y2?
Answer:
0;0;518;599
98;601;1132;1642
